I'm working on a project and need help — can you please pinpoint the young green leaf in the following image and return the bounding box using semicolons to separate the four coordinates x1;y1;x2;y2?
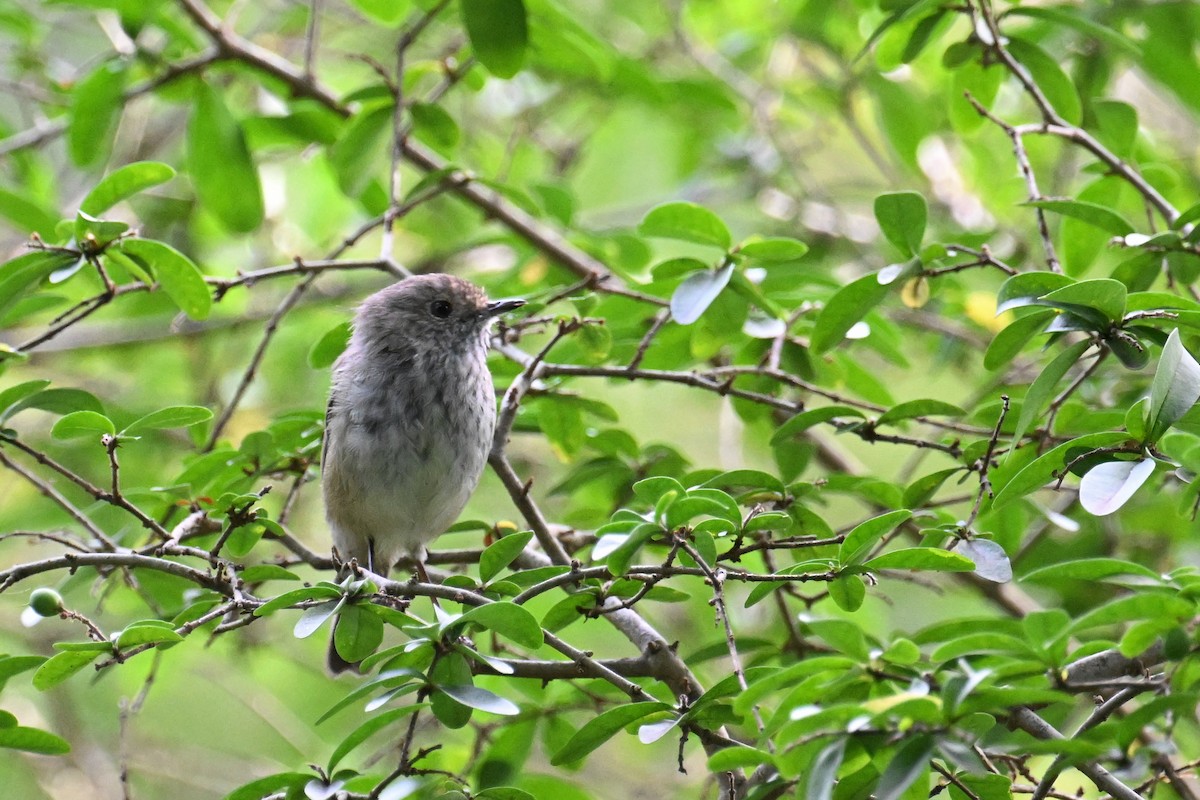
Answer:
839;509;913;566
1008;340;1092;449
550;702;671;765
1005;39;1081;124
771;406;866;444
461;0;529;79
479;531;535;583
1078;458;1155;516
51;410;115;439
863;548;975;572
326;704;424;772
1146;329;1200;442
639;202;732;250
122;405;213;435
0;725;71;756
875;735;934;800
810;273;891;354
996;272;1075;314
874;191;927;256
188;84;264;233
991;431;1132;509
456;602;543;649
120;239;212;320
308;321;352;370
116;622;184;648
79;162;176;217
805;737;847;800
737;236;809;261
876;399;965;426
0;252;79;321
68;60;126;167
32;650;102;690
333;604;385;663
1022;200;1135;236
1021;557;1160;583
1039;279;1127;323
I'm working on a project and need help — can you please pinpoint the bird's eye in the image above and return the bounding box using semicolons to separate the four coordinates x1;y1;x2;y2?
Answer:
430;300;452;319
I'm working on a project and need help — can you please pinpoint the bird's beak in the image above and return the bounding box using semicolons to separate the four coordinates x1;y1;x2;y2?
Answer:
485;298;525;317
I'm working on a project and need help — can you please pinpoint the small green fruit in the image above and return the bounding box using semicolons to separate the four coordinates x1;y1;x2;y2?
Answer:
28;588;64;617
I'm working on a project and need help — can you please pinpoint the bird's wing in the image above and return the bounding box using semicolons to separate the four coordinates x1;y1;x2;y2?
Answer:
322;390;337;472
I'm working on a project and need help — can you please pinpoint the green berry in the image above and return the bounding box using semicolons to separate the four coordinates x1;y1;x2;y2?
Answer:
28;588;64;617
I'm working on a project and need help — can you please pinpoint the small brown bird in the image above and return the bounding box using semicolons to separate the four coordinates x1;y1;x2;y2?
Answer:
321;274;523;672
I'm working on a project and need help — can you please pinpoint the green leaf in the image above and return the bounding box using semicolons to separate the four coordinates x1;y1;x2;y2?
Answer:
0;725;71;755
480;531;534;583
79;162;176;217
334;604;385;665
1005;39;1081;125
1070;592;1194;633
51;410;115;439
550;702;671;765
828;574;866;612
771;406;866;444
863;548;975;572
1021;557;1159;583
0;655;47;692
32;650;102;690
116;622;184;648
457;602;543;649
839;509;912;566
294;599;342;639
876;735;934;800
0;251;79;321
120;239;212;320
1146;329;1200;443
874;191;927;256
329;103;393;196
0;189;61;238
983;310;1054;370
805;737;846;800
903;468;962;508
1040;279;1127;323
810;273;891;354
122;405;213;435
68;60;126;167
737;237;809;261
992;432;1133;509
410;102;461;151
876;399;964;426
0;380;51;421
308;321;352;370
1078;459;1155;516
439;685;521;716
1022;200;1135;236
670;264;734;325
188;84;264;232
1091;100;1140;159
1008;340;1092;448
461;0;529;79
253;585;342;616
327;704;424;772
6;387;103;421
996;272;1074;314
639;202;731;250
222;773;310;800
